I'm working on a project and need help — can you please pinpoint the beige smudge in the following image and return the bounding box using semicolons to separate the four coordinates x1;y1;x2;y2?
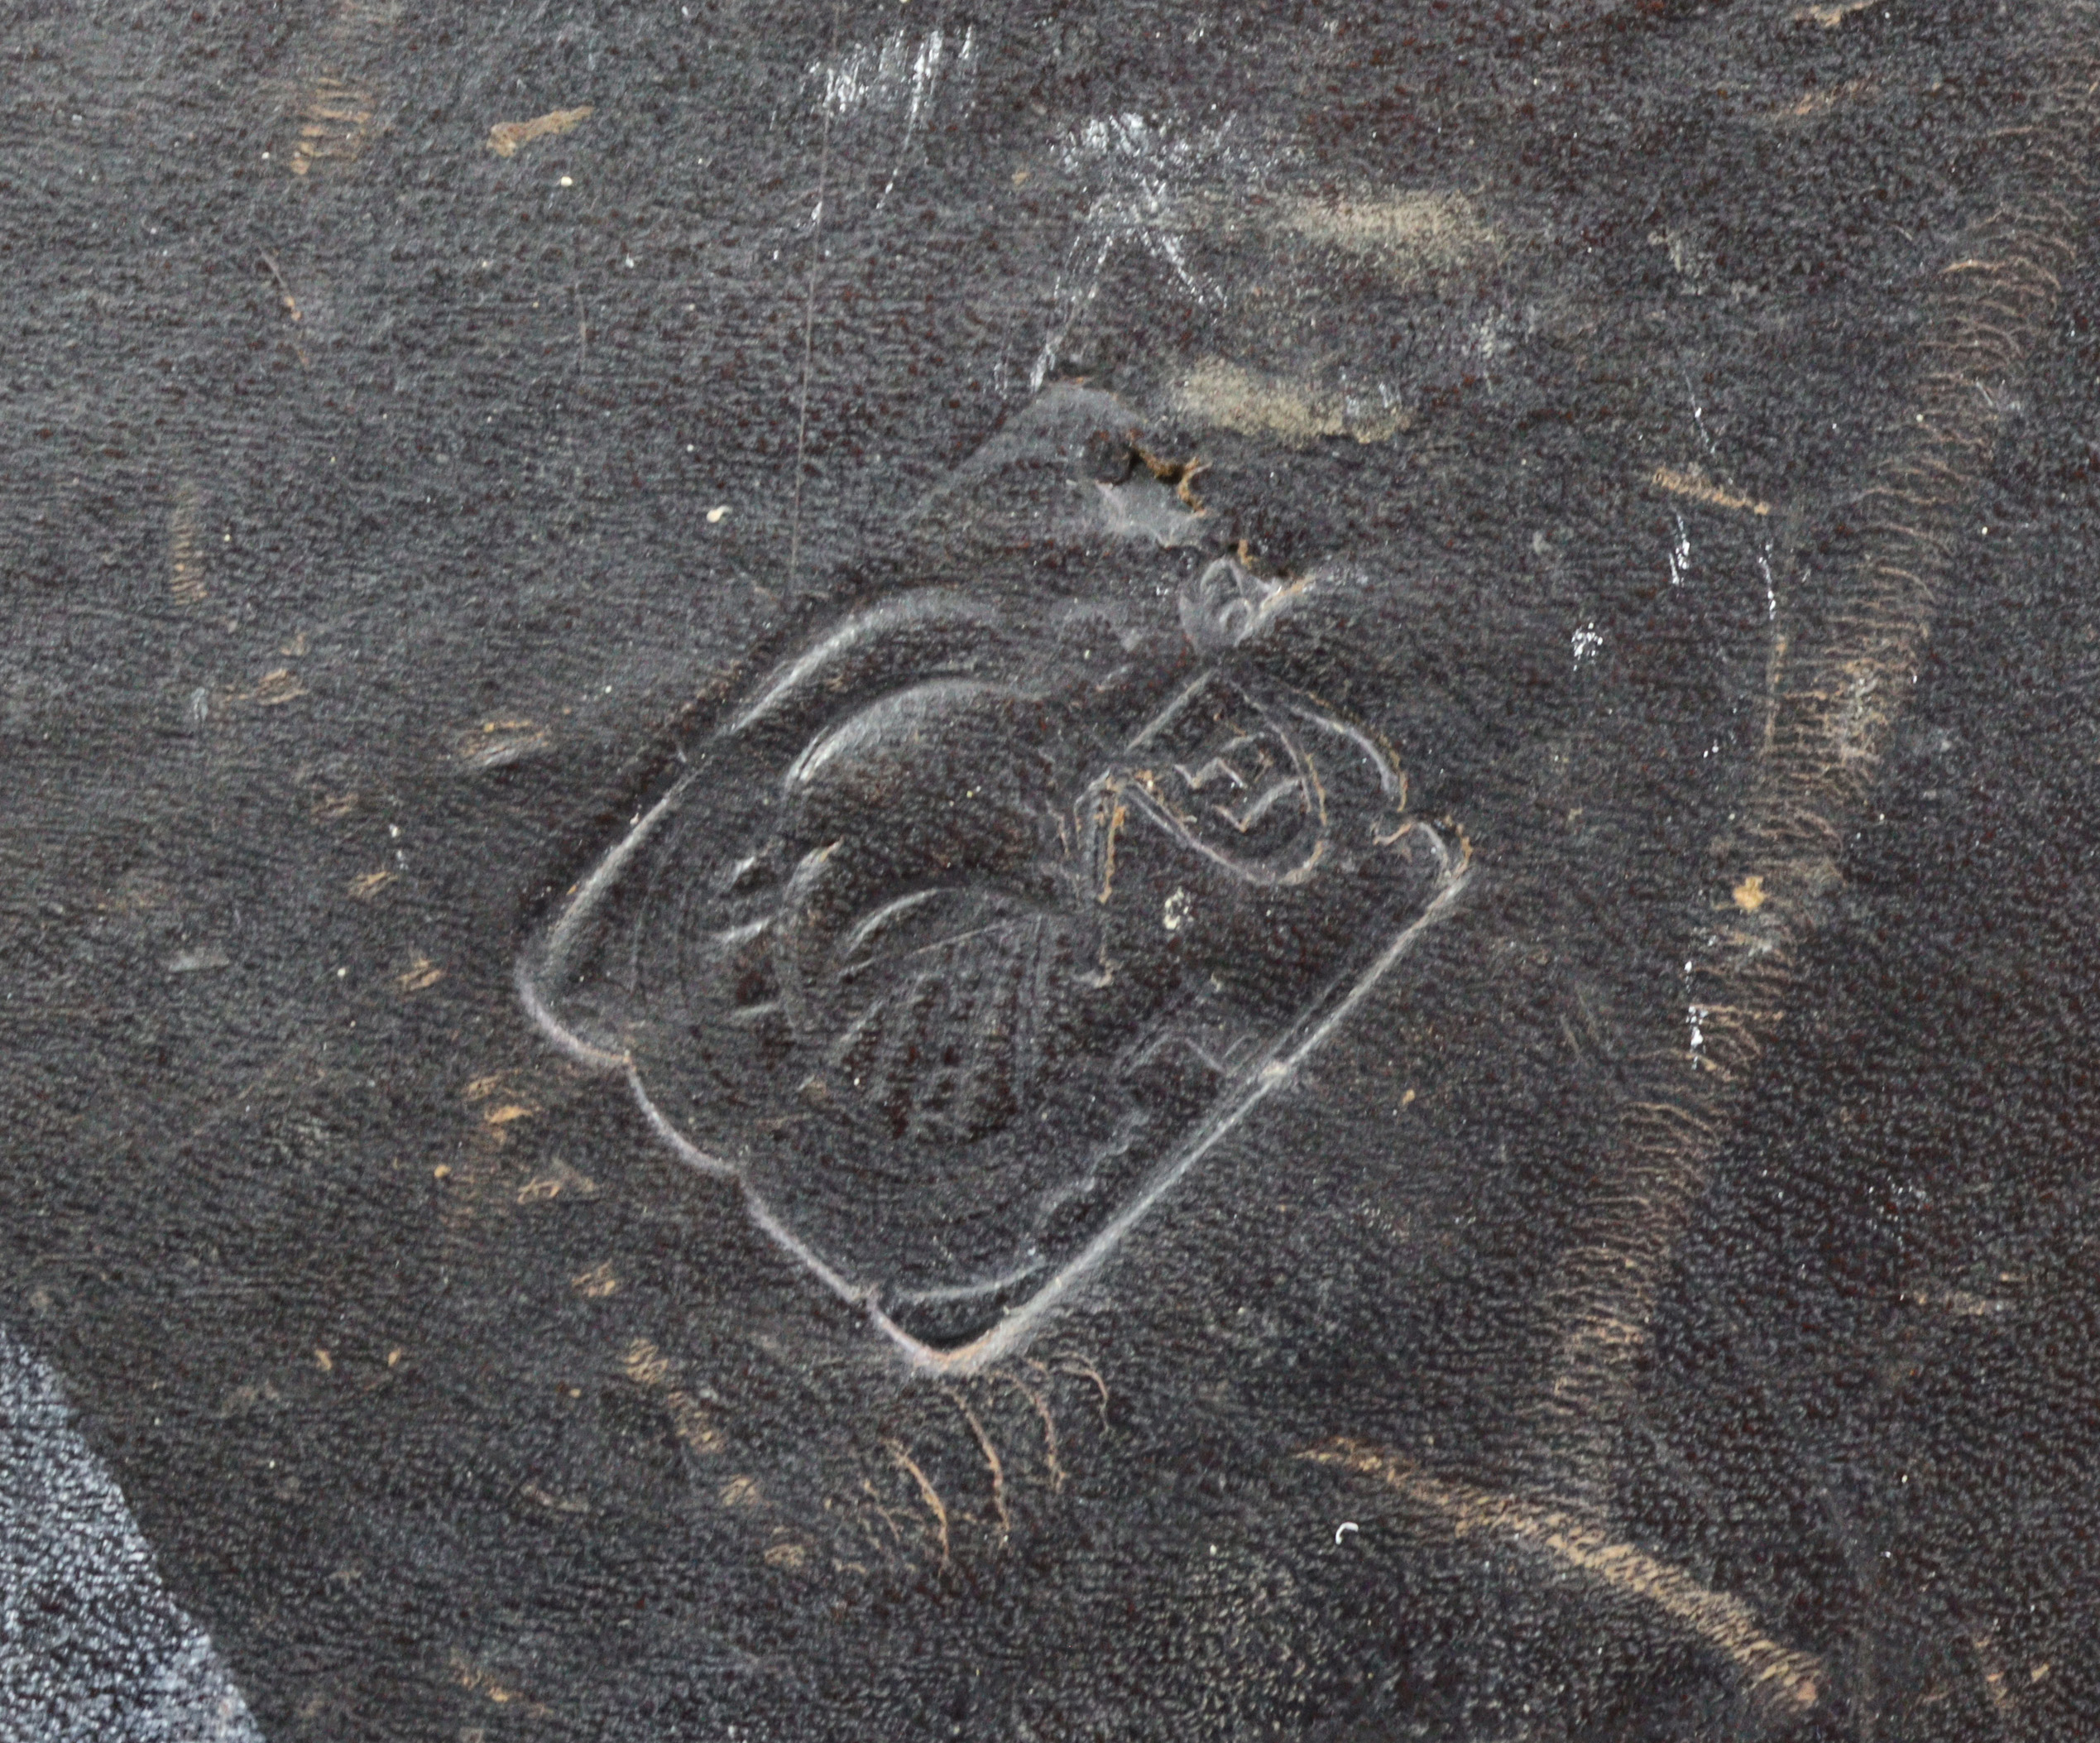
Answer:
516;1160;597;1203
1305;1440;1824;1714
570;1260;618;1299
169;480;206;604
1652;464;1771;516
347;868;395;900
290;74;376;178
885;1438;951;1565
438;1061;596;1227
1973;1630;2015;1713
487;106;594;158
623;1337;725;1452
1174;357;1409;446
665;1393;723;1453
1770;76;1876;120
447;1650;549;1717
623;1338;674;1387
396;957;443;992
1273;189;1498;282
253;668;308;707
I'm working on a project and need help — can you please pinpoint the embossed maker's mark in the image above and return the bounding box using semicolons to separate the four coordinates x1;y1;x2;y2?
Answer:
521;391;1470;1375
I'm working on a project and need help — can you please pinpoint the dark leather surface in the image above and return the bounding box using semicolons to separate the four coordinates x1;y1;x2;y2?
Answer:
4;0;2097;1735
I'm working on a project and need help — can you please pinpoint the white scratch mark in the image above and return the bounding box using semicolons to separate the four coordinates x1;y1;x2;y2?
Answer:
1683;367;1720;456
1031;114;1270;391
809;26;980;214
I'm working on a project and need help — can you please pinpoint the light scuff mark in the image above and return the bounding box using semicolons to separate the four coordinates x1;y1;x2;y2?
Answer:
1794;0;1875;24
1172;357;1411;445
817;25;977;123
1650;225;1716;293
453;720;551;772
1766;75;1877;121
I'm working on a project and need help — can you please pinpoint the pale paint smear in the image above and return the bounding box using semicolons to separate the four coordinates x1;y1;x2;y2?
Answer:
1273;190;1500;283
1173;357;1411;446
